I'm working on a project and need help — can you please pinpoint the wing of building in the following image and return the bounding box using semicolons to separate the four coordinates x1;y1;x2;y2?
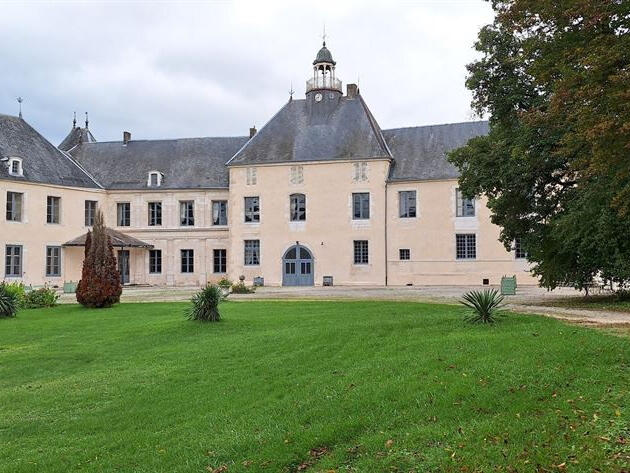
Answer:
0;42;533;288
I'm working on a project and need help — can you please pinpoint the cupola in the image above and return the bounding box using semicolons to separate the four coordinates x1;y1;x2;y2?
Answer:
306;41;342;95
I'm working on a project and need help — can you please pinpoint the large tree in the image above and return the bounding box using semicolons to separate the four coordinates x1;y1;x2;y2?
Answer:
449;0;630;291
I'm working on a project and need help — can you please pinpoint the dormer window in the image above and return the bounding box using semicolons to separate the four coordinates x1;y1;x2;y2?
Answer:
8;158;23;176
148;171;163;187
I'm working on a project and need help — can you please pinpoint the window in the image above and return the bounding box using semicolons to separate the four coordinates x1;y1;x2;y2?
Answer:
148;202;162;226
148;171;162;187
244;240;260;265
399;248;410;260
149;249;162;274
46;246;61;277
213;249;227;273
84;200;97;226
6;192;23;222
290;166;304;184
5;245;22;277
9;158;23;176
456;189;475;217
352;193;370;219
399;191;417;218
290;193;306;221
456;234;476;259
212;200;228;225
180;200;195;226
353;162;368;182
46;196;60;224
246;167;257;185
181;249;194;273
244;196;260;223
117;202;130;227
353;240;369;264
515;237;527;259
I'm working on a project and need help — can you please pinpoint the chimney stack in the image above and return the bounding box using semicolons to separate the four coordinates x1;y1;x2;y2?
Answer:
123;131;131;145
346;83;358;98
249;126;257;138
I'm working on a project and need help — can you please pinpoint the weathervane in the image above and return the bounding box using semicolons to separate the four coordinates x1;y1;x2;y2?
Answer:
17;97;23;118
322;24;327;45
289;81;294;100
73;111;77;128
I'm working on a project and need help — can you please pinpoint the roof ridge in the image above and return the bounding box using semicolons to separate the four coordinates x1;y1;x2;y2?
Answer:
80;135;249;145
357;94;392;159
383;120;489;133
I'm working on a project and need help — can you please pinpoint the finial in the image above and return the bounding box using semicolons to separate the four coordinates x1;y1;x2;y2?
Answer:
85;112;89;129
322;23;327;46
73;111;77;128
17;97;23;119
289;81;294;100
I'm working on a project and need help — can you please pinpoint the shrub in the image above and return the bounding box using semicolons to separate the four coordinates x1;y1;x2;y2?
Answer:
217;277;233;289
186;284;222;322
231;282;255;294
460;289;505;324
2;282;26;308
0;283;19;317
76;210;122;308
22;287;59;309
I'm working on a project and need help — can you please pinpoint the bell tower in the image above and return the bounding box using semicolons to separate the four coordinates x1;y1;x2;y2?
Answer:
306;41;342;95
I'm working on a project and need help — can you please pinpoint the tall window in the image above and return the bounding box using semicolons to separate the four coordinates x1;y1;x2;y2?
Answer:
117;202;130;226
181;249;194;273
84;200;97;226
246;167;257;185
149;249;162;274
244;196;260;223
212;200;228;225
290;166;304;184
148;202;162;226
456;234;476;259
46;246;61;277
399;191;416;218
47;196;60;224
352;193;370;219
180;200;195;226
5;245;22;277
290;193;306;221
353;162;368;182
456;189;475;217
6;192;23;222
515;237;527;259
213;249;227;273
244;240;260;265
399;248;410;260
353;240;369;264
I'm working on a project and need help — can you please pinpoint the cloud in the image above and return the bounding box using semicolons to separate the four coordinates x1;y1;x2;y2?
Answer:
0;0;493;144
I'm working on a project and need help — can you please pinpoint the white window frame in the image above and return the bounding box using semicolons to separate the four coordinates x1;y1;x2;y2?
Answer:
45;246;62;277
456;233;477;260
8;157;23;176
147;171;163;187
399;190;417;218
6;191;23;222
456;188;475;217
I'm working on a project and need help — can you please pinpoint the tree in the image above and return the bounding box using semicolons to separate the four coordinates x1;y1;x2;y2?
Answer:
449;0;630;291
76;210;122;307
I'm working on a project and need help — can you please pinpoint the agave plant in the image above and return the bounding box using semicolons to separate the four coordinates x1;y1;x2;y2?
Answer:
0;283;19;318
460;289;505;324
186;284;222;322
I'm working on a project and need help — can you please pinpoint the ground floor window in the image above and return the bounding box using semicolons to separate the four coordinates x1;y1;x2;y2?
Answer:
213;249;227;273
244;240;260;265
149;250;162;274
46;246;61;277
514;237;527;259
5;245;22;277
181;249;194;273
456;234;476;260
399;248;410;260
353;240;369;264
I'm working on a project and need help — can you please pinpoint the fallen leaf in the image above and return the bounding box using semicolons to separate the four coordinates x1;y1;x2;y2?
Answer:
385;439;394;449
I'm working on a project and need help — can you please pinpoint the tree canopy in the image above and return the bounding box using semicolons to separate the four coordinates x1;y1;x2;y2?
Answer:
449;0;630;290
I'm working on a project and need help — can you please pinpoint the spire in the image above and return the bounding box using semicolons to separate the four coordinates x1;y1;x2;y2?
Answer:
73;111;77;128
85;112;89;129
17;97;23;119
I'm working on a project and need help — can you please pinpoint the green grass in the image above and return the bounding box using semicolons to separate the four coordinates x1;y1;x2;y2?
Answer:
541;295;630;313
1;301;628;473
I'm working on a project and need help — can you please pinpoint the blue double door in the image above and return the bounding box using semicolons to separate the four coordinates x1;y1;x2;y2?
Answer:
282;245;314;286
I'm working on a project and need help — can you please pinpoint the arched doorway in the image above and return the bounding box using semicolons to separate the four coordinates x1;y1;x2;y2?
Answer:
282;244;314;286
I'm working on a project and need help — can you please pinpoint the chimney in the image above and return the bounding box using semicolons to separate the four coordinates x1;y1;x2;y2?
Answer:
346;83;358;98
123;131;131;145
249;126;257;138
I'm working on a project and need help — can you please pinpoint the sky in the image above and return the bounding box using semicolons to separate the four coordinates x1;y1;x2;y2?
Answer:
0;0;494;145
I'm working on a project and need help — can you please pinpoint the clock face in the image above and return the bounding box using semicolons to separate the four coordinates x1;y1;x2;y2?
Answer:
314;93;322;102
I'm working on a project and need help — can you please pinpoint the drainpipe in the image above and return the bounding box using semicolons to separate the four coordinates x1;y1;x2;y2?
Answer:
384;180;388;286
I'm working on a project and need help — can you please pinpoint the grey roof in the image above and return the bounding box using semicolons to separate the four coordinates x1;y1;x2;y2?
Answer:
0;114;100;188
313;42;335;65
70;136;248;189
59;126;96;152
383;121;489;181
227;95;391;166
63;228;153;248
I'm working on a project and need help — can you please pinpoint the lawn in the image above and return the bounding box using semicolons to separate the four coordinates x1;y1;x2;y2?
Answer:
540;295;630;313
1;301;628;473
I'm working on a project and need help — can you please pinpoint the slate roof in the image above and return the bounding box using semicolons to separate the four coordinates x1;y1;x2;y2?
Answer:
59;125;96;152
383;121;489;181
227;95;391;166
314;42;335;65
63;228;153;248
0;114;100;189
70;136;248;190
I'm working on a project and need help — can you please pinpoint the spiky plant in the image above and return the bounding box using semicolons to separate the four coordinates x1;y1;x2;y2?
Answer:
186;284;222;322
460;289;505;324
0;283;18;318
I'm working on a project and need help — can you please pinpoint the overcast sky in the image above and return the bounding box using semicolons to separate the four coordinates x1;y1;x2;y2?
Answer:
0;1;494;145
